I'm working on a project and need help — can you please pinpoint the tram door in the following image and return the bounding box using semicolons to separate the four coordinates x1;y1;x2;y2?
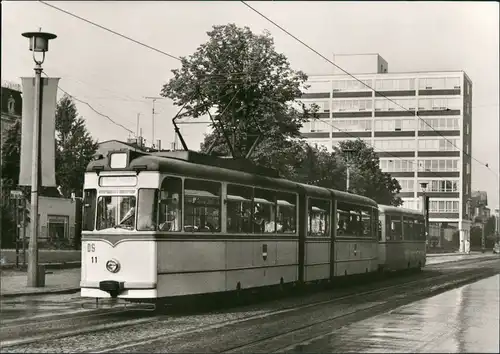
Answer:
330;199;336;281
298;194;306;284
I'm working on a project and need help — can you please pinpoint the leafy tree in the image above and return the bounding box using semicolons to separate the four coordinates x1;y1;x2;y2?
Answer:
1;119;29;248
0;95;98;248
55;95;98;198
334;139;403;206
161;24;312;157
292;143;346;190
1;118;22;189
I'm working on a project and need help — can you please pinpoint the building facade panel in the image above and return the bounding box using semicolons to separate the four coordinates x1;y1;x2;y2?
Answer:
300;64;471;251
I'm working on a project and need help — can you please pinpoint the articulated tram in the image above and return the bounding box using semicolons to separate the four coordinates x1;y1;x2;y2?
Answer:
80;149;424;302
377;205;427;272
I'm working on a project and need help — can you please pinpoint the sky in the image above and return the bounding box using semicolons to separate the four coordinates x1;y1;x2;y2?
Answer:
2;1;499;210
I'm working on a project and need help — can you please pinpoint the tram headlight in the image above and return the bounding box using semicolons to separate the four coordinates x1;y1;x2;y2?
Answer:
106;259;121;273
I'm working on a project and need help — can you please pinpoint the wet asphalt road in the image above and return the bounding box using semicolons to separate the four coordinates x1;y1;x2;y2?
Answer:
1;256;499;353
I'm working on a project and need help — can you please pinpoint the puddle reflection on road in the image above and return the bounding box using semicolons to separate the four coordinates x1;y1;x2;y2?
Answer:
284;274;499;353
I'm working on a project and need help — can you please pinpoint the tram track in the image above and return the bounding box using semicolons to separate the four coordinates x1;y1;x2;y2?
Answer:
219;268;500;353
1;257;498;352
90;259;500;353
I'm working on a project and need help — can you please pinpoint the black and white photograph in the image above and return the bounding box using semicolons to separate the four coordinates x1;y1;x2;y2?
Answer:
1;1;499;352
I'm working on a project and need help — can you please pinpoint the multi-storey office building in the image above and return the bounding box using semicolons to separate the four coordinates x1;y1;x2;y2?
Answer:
300;54;472;251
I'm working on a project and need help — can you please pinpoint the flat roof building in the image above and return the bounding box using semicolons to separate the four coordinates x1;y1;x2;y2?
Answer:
300;54;472;252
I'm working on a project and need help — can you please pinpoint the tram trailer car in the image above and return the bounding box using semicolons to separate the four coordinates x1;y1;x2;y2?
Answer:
80;149;380;302
377;205;427;272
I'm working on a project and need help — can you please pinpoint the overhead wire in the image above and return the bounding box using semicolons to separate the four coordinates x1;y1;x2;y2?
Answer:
38;0;497;185
240;0;498;178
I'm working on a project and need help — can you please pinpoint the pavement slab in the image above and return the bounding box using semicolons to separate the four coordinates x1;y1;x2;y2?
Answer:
0;268;81;297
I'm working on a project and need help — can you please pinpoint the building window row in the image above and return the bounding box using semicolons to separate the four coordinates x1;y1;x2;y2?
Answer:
419;117;460;131
303;101;330;113
374;139;416;151
429;200;459;213
398;179;415;192
375;119;416;131
380;159;415;172
418;159;459;172
375;78;415;91
307;117;461;133
418;138;459;151
334;99;373;112
375;98;416;111
373;98;462;111
332;119;372;132
418;77;461;90
304;98;462;114
307;119;331;132
332;79;372;92
401;198;421;211
425;180;460;193
418;97;461;110
305;81;332;94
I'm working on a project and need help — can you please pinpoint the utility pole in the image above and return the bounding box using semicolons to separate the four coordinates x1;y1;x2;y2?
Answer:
136;113;140;138
144;97;163;147
22;30;57;287
342;148;355;193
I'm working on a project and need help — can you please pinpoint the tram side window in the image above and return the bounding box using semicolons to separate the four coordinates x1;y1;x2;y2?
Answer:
389;215;403;240
82;189;96;231
361;208;372;237
226;184;253;233
337;202;371;237
385;215;392;241
184;179;221;232
403;217;414;241
137;189;158;231
277;192;297;234
158;177;182;232
254;188;277;233
308;199;330;237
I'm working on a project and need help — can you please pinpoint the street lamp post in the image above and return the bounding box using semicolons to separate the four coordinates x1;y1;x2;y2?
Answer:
21;30;57;287
420;182;429;245
343;148;355;193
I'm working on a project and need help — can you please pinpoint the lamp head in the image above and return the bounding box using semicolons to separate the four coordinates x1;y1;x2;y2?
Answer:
22;31;57;52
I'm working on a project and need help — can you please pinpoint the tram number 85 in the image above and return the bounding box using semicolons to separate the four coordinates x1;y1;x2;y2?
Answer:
87;243;97;263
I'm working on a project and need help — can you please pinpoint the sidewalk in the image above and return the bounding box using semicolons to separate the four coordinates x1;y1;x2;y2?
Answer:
426;250;495;257
426;251;498;266
0;267;81;298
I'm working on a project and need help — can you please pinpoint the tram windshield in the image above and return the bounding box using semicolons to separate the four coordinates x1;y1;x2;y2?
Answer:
96;195;137;231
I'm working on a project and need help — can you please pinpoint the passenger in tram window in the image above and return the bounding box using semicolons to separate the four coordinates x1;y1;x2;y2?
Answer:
346;214;357;235
337;219;346;235
358;217;366;236
253;205;266;233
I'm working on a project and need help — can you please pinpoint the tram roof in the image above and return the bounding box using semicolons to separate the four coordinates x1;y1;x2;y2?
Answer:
87;149;378;207
378;204;424;217
298;183;377;207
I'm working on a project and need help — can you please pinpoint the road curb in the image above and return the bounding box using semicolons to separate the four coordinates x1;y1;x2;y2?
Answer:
426;253;459;257
0;287;81;299
0;261;81;270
